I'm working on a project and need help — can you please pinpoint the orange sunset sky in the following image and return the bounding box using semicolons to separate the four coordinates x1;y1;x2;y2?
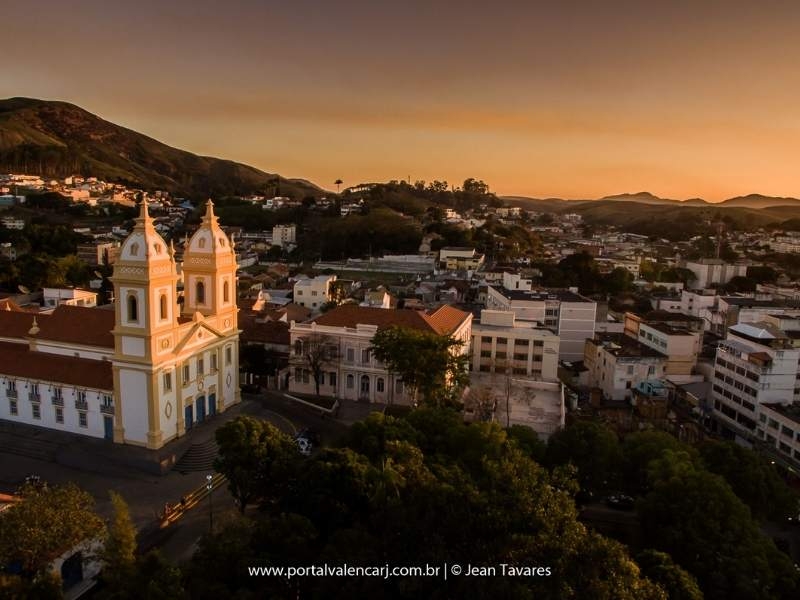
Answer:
2;0;799;201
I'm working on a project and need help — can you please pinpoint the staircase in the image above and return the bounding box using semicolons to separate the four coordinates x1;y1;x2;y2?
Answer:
172;438;219;473
0;426;61;461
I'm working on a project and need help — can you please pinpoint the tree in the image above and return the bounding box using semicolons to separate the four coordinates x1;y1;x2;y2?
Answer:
295;333;338;397
544;420;622;492
0;482;105;576
214;417;297;513
639;451;799;600
334;179;343;193
370;326;469;406
698;440;797;521
129;551;185;600
621;430;691;494
100;491;138;592
636;549;703;600
463;385;496;422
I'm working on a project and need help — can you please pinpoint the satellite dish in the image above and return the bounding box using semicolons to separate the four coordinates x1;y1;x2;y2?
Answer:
94;270;103;279
18;285;30;294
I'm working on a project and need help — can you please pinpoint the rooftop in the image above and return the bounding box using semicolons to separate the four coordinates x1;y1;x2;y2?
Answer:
490;285;593;303
761;402;800;425
311;304;470;336
593;332;666;359
0;341;113;390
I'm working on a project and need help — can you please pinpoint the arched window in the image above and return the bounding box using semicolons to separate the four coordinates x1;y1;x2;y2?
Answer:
196;281;205;304
129;242;139;257
127;294;138;322
159;294;168;320
198;237;206;249
377;378;385;393
223;280;230;303
346;374;354;389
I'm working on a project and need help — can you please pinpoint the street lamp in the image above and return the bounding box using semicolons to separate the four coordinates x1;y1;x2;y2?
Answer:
206;474;214;534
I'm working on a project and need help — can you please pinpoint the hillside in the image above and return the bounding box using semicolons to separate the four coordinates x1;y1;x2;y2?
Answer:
504;192;800;210
719;193;800;208
0;97;321;199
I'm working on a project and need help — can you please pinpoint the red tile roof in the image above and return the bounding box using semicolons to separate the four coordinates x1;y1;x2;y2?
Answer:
239;315;291;346
312;305;470;335
0;305;115;348
0;342;113;390
36;306;115;348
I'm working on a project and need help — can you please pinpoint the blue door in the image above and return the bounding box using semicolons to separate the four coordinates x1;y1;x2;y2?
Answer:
185;405;194;431
208;393;216;416
196;396;206;422
103;416;113;440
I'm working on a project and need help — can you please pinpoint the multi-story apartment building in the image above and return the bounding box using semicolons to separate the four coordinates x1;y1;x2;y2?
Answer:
293;274;337;310
271;224;296;248
470;309;559;381
288;304;472;404
485;286;596;362
438;247;485;271
757;403;800;467
683;259;747;290
711;318;800;446
584;333;667;401
623;312;701;377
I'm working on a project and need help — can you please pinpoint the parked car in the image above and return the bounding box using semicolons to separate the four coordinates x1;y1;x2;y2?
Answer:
604;494;635;511
296;428;321;446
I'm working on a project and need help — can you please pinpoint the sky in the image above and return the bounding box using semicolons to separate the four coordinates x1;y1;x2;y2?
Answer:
2;0;799;201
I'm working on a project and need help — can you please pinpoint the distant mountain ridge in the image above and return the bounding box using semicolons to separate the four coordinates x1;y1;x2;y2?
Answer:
0;97;321;199
503;191;800;210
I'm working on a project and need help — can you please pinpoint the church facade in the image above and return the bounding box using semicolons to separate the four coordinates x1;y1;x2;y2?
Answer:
0;201;240;449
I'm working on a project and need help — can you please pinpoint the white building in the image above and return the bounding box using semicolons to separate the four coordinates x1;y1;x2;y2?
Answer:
683;259;747;290
623;312;701;377
288;304;472;404
1;217;24;230
272;224;297;248
293;274;337;310
0;201;240;448
584;333;667;401
485;286;597;362
470;309;559;381
711;318;800;443
43;288;98;309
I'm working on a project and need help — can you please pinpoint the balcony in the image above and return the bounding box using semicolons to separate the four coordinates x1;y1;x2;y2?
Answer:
5;389;17;399
75;400;88;411
29;393;41;403
100;405;114;415
51;396;64;407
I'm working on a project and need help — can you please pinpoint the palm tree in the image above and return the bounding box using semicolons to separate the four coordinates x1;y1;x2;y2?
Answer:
334;179;343;193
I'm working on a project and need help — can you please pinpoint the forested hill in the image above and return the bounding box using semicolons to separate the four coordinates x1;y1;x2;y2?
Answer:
0;97;320;199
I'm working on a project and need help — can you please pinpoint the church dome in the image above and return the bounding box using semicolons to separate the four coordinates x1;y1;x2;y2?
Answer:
117;201;173;265
184;200;236;266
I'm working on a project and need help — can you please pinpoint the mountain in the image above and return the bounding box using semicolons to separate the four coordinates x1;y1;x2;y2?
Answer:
719;194;800;209
0;97;321;199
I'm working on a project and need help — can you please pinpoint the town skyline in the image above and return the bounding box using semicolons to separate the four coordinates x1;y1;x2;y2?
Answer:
3;1;800;202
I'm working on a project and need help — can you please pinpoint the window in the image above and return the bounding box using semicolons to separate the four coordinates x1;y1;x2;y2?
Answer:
533;340;544;347
302;370;310;384
515;339;530;347
480;350;492;358
163;372;172;391
311;290;318;296
223;281;230;303
330;372;337;387
346;348;355;362
211;354;218;372
496;337;508;345
102;395;113;408
496;351;507;359
159;294;167;320
396;379;404;394
55;407;64;423
197;358;204;376
79;412;87;428
183;365;190;384
513;353;527;361
127;294;138;321
294;367;302;383
361;349;371;364
32;403;41;419
647;366;655;376
627;365;634;375
295;340;303;356
513;367;527;375
377;378;385;393
9;400;17;415
77;390;87;403
196;281;206;304
225;346;232;365
481;336;492;343
346;374;354;389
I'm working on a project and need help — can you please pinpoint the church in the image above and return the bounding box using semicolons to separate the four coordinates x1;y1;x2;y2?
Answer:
0;201;240;449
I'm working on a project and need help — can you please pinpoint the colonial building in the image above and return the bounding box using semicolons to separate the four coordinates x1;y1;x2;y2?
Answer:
288;304;472;404
0;201;240;448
